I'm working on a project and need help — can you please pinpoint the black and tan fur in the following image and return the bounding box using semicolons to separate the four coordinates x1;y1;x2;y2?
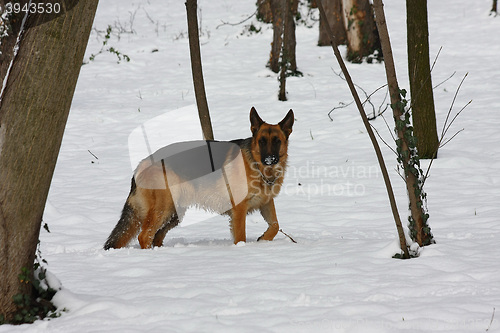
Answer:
104;107;294;249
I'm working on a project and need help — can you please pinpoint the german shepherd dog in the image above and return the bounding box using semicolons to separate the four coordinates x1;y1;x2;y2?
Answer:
104;107;294;249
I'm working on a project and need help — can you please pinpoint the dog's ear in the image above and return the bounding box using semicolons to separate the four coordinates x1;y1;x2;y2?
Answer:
279;109;294;139
250;107;264;135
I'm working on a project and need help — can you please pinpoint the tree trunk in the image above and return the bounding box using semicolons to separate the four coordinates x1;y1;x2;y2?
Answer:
373;0;433;247
269;0;285;73
283;0;297;73
186;0;214;140
342;0;380;63
268;0;297;74
407;0;439;159
318;0;346;46
492;0;498;14
0;0;98;322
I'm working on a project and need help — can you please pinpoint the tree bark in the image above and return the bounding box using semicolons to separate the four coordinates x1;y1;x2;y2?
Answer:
0;0;98;322
185;0;214;141
342;0;380;63
283;0;297;73
268;0;297;74
318;0;346;46
278;2;288;101
407;0;438;159
269;0;285;73
277;0;298;101
492;0;498;14
0;0;25;87
257;0;273;23
373;0;433;247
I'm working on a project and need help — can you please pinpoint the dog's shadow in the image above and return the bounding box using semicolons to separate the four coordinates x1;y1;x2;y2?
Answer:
163;237;259;248
126;237;259;249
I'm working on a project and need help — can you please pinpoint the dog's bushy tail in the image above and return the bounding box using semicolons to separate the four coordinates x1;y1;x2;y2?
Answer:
104;178;140;250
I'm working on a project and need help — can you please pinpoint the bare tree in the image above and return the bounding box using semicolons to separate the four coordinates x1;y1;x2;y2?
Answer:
186;0;214;140
491;0;498;15
269;0;285;72
278;0;298;101
373;0;434;247
283;0;297;73
316;0;410;258
0;0;98;323
407;0;439;159
267;0;297;73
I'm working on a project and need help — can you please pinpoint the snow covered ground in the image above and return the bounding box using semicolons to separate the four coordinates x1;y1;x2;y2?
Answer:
2;0;500;332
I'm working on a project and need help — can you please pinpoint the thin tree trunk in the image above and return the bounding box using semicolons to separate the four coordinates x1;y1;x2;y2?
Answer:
373;0;433;247
318;0;346;46
269;0;285;73
186;0;214;141
278;0;291;101
283;0;297;73
407;0;439;159
278;8;288;102
492;0;498;14
316;0;410;258
268;0;297;74
0;0;98;322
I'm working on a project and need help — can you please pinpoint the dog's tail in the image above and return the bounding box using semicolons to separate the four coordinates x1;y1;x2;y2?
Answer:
104;178;140;250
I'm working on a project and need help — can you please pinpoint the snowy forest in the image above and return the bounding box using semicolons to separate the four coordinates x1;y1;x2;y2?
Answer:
1;0;500;331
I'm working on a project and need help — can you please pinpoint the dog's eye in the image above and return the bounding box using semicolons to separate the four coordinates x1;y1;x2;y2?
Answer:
259;138;267;146
272;137;281;145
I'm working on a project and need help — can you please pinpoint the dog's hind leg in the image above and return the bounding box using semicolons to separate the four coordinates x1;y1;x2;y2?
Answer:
152;214;178;247
257;198;279;241
152;207;185;247
138;189;176;249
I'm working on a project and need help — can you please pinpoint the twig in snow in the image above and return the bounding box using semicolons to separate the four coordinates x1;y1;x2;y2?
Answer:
486;307;495;331
279;229;297;243
88;150;99;160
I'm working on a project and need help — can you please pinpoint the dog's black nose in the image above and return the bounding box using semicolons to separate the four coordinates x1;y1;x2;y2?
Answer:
263;155;279;165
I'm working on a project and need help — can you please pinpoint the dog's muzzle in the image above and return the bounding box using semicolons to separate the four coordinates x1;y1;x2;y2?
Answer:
263;155;279;165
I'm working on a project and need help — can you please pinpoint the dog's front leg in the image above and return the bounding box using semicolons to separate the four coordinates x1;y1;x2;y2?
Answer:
257;198;279;241
230;205;247;244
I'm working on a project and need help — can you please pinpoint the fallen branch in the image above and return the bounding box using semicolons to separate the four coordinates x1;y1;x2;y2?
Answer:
279;229;297;243
486;307;495;331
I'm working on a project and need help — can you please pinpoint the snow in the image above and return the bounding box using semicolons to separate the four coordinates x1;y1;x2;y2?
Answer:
2;0;500;332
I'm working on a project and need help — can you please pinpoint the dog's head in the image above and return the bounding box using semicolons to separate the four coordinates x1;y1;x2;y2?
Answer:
250;107;294;166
